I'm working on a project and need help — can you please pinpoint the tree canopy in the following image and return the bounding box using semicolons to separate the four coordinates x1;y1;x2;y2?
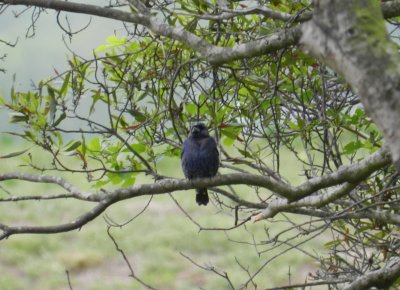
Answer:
2;0;400;289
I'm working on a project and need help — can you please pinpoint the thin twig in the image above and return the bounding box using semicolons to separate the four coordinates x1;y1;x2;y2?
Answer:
107;227;158;290
104;195;153;227
169;193;202;229
180;252;235;290
65;270;74;290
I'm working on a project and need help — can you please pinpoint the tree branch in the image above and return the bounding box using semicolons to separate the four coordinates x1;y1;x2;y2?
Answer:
0;147;390;204
2;0;400;65
300;0;400;171
0;172;93;200
107;227;157;290
292;146;391;200
0;147;391;238
343;257;400;290
180;6;311;22
252;182;358;221
0;200;111;239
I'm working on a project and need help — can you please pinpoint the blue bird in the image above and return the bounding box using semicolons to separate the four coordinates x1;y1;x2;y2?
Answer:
181;122;219;206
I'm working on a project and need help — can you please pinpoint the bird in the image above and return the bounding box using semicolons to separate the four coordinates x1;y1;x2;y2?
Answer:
181;122;219;206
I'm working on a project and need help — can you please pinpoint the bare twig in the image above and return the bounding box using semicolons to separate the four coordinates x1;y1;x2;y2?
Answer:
169;193;203;229
180;252;235;290
65;270;74;290
344;257;400;290
107;227;158;290
104;195;154;227
264;278;351;290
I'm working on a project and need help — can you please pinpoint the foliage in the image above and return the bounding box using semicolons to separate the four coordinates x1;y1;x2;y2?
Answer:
1;0;400;289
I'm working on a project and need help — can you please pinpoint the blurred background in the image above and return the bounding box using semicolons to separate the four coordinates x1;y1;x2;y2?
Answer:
0;4;324;290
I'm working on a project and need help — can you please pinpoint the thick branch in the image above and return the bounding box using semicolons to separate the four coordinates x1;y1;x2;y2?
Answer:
0;147;390;239
0;200;111;239
0;147;391;203
293;147;391;200
1;0;216;58
382;0;400;18
94;147;391;202
344;257;400;290
253;182;358;221
183;7;311;22
300;0;400;171
0;172;92;200
2;0;400;65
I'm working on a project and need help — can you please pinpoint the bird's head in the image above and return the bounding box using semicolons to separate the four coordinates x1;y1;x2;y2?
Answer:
190;122;209;138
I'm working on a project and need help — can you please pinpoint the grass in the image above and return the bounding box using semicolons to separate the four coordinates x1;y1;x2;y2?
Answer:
0;135;326;290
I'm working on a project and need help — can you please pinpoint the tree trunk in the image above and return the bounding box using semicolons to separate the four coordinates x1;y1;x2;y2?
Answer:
300;0;400;170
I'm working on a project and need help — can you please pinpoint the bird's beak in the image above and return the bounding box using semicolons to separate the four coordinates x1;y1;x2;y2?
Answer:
191;126;200;134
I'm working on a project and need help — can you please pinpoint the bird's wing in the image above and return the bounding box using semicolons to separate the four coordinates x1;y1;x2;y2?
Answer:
182;138;198;158
198;137;218;158
208;137;219;153
181;140;187;158
214;140;219;156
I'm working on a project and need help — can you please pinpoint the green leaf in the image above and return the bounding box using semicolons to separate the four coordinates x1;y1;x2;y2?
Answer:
47;85;57;99
185;103;197;116
164;146;181;158
222;136;235;147
0;148;29;159
95;35;128;52
60;72;70;97
324;239;341;249
131;143;146;154
128;109;147;122
9;113;29;123
63;140;82;152
89;90;103;115
107;172;123;185
81;134;87;157
288;121;299;131
95;179;110;188
221;126;241;140
87;137;101;152
121;175;136;187
343;140;364;155
237;148;252;159
53;112;66;127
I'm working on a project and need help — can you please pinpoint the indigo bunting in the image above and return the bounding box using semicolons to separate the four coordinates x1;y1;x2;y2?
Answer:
181;122;219;205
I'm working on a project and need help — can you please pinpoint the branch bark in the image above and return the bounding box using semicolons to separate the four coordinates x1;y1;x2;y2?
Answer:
2;0;400;65
0;147;391;238
300;0;400;172
344;257;400;290
0;200;111;239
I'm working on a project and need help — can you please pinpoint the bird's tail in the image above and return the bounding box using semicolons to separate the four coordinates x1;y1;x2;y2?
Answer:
196;188;209;206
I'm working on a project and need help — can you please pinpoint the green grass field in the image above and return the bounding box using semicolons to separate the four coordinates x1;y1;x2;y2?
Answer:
0;135;326;290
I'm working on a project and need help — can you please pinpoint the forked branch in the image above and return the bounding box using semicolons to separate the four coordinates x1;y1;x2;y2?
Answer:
0;147;391;239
